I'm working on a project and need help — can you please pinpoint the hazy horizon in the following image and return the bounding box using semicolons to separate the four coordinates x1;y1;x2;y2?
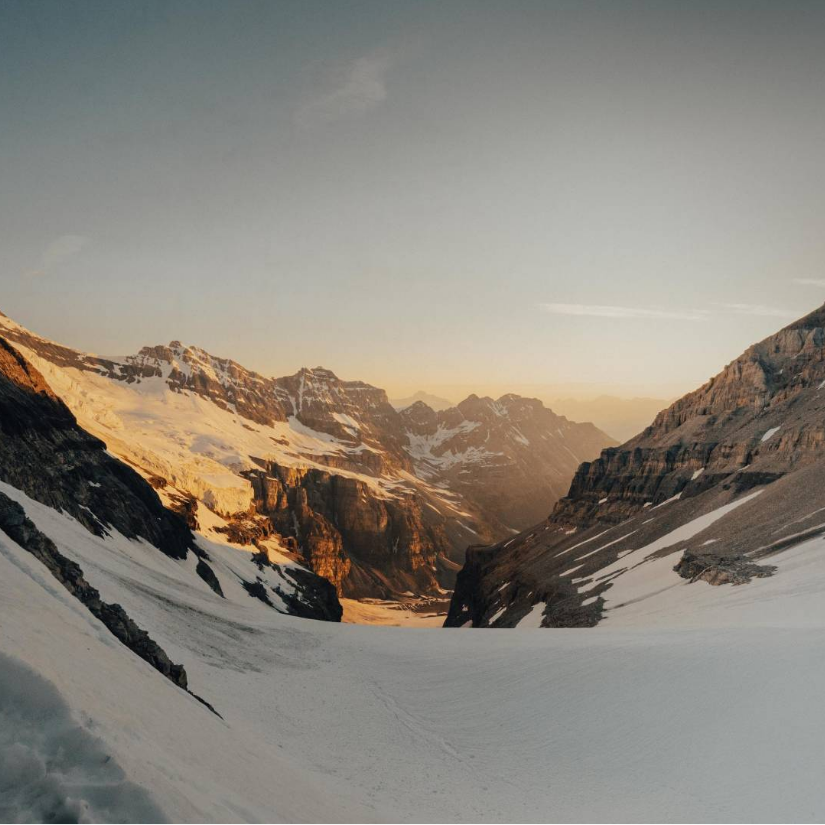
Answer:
4;0;825;400
0;296;814;409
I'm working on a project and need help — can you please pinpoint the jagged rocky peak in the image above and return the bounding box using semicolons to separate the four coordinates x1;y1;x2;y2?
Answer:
458;393;566;426
275;365;395;421
398;399;439;432
274;365;412;469
123;347;404;445
122;341;292;427
278;365;387;400
404;391;616;532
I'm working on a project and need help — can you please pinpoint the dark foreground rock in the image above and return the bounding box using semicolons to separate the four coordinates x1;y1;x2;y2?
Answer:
0;492;189;691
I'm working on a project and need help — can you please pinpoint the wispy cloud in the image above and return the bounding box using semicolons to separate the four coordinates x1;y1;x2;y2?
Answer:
539;303;709;321
539;302;801;322
793;278;825;288
715;303;799;319
295;52;391;128
25;234;90;278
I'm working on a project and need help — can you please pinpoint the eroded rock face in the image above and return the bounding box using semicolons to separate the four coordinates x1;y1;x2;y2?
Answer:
247;462;450;598
550;305;825;530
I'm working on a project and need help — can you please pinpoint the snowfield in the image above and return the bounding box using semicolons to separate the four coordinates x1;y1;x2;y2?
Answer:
3;477;825;822
24;358;394;512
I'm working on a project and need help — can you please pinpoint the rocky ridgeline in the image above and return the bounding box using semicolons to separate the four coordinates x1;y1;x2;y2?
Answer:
550;305;825;530
0;318;411;473
128;353;414;475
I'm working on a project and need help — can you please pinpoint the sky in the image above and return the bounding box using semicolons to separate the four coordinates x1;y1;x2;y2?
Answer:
2;0;825;401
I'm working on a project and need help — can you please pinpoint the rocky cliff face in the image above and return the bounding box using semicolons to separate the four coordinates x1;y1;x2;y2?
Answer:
247;462;451;597
551;304;825;529
274;367;413;474
446;303;825;628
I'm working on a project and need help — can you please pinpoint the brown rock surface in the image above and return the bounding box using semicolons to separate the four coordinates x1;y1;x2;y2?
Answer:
247;462;450;597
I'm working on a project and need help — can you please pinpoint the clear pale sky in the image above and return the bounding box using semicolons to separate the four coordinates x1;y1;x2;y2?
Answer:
2;0;825;400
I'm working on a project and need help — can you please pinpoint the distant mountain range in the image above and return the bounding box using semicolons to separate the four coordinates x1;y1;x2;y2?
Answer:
548;395;671;442
0;311;614;604
391;390;455;411
395;390;670;442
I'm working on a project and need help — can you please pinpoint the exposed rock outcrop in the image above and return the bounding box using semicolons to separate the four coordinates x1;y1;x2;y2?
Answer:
674;551;777;586
247;462;450;598
248;552;343;621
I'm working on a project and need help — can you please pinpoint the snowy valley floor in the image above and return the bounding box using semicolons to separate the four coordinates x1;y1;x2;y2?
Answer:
3;484;825;822
341;597;448;626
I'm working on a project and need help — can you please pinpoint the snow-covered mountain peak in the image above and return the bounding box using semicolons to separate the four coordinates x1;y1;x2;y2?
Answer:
0;310;615;600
